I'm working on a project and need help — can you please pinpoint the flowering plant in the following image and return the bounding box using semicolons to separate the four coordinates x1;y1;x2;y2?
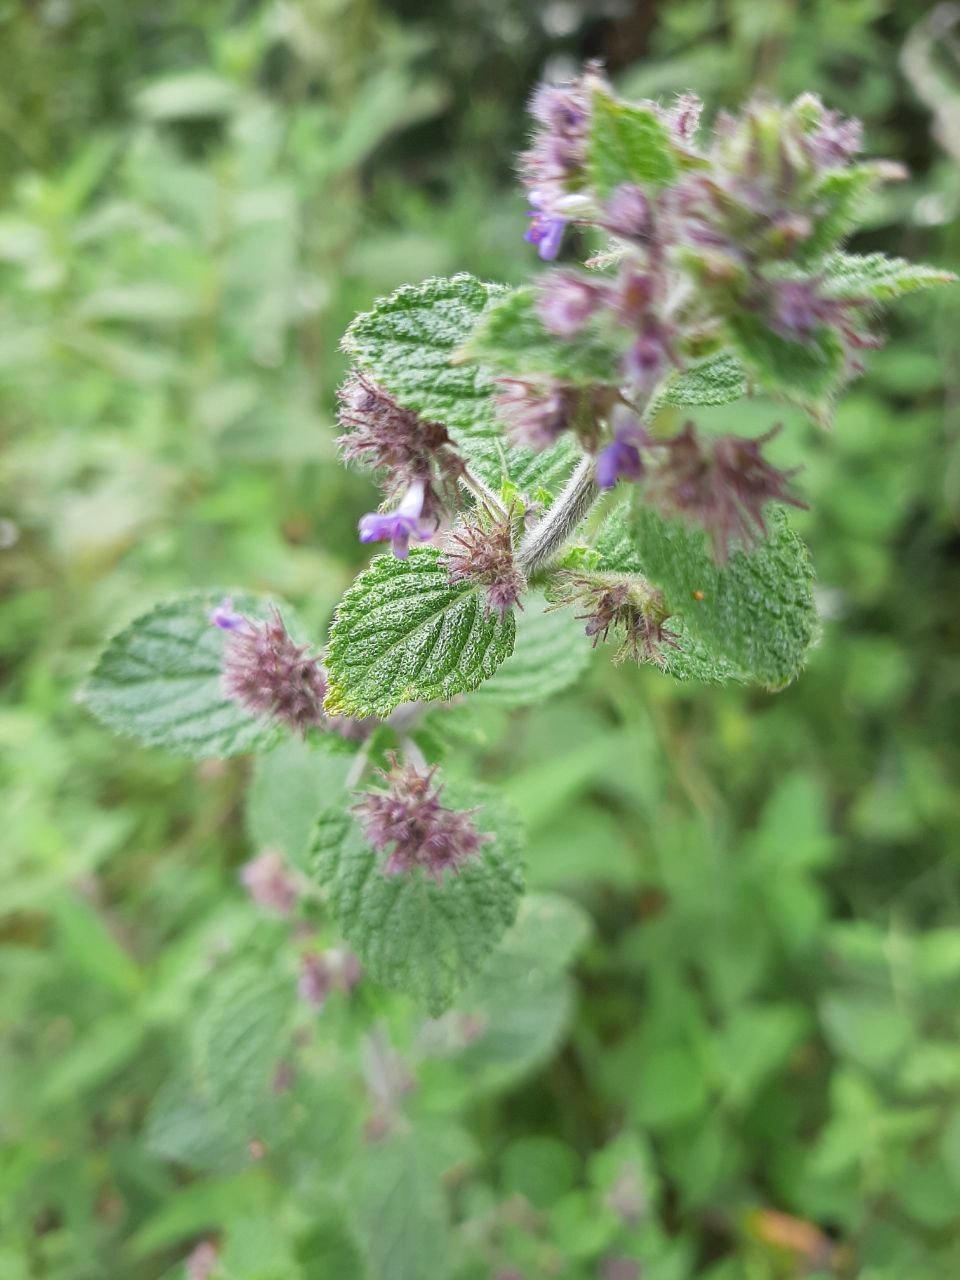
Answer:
83;68;953;1015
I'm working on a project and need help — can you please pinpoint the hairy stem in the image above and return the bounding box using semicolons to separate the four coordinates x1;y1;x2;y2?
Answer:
459;463;509;518
516;456;599;575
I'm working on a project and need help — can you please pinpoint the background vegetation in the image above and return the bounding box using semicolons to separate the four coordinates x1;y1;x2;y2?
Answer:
2;2;959;1277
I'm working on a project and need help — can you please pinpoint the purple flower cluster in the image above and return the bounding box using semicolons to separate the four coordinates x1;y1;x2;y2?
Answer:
240;849;299;915
298;948;362;1009
354;754;492;881
563;576;679;668
213;603;329;733
444;507;525;620
520;65;605;260
645;423;806;561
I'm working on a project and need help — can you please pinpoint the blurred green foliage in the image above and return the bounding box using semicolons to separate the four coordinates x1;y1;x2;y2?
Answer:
2;2;960;1278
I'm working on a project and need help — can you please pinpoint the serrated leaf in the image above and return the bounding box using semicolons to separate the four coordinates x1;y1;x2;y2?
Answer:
144;1072;251;1173
727;312;845;411
193;964;296;1118
246;739;351;872
324;548;516;718
655;351;748;409
461;285;619;385
342;273;506;451
470;594;592;707
630;505;816;688
820;251;956;301
81;590;290;759
797;162;886;263
348;1132;449;1280
587;88;678;196
311;784;524;1015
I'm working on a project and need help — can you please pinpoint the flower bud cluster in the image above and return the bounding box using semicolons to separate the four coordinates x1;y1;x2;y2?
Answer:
559;574;679;668
445;506;526;620
354;753;492;881
211;601;372;738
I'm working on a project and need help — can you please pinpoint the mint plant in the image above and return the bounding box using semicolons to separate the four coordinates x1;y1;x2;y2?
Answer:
83;67;953;1017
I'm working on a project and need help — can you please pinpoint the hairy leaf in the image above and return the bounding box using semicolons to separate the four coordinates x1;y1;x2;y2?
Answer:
246;739;351;872
470;594;592;707
348;1132;449;1280
820;251;957;302
466;434;579;508
342;273;506;450
727;312;845;412
311;784;524;1015
81;590;292;759
461;285;619;385
797;162;888;263
655;351;748;409
630;505;817;688
587;88;678;196
324;548;516;718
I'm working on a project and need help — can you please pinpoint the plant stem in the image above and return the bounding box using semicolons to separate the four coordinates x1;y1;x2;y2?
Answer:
516;455;599;575
459;463;509;518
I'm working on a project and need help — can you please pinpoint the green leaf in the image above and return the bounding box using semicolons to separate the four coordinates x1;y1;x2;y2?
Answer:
246;738;351;873
348;1132;450;1280
726;311;845;412
820;251;957;302
466;434;579;508
342;273;506;451
193;964;296;1118
797;162;889;263
630;505;817;688
655;351;748;409
311;783;524;1015
324;548;516;719
461;285;619;385
587;88;678;196
81;590;290;759
470;594;592;707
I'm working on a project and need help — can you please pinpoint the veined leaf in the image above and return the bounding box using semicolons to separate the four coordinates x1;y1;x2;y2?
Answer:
470;594;592;707
348;1132;449;1280
630;505;817;688
324;548;516;718
820;251;957;302
342;273;506;451
311;783;524;1015
655;351;748;409
587;88;678;196
460;285;620;385
81;590;291;759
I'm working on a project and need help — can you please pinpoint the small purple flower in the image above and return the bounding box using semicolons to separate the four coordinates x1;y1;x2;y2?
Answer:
354;753;492;881
209;598;246;631
240;849;298;916
537;270;606;336
596;435;644;489
358;479;436;559
525;208;568;260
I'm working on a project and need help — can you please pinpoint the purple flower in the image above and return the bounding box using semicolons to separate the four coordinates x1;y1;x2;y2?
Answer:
596;434;644;489
537;270;606;336
525;208;568;260
240;849;298;916
216;605;329;733
358;479;436;559
353;754;492;881
209;598;246;631
298;949;363;1009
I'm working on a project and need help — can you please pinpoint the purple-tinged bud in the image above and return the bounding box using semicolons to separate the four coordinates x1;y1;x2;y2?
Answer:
337;372;455;490
599;1259;641;1280
216;605;328;733
666;91;703;144
358;479;436;559
537;270;607;336
794;94;863;167
297;948;363;1009
185;1241;219;1280
596;435;644;489
240;849;298;915
647;422;806;561
602;183;651;240
494;379;577;451
444;507;525;620
354;753;492;881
